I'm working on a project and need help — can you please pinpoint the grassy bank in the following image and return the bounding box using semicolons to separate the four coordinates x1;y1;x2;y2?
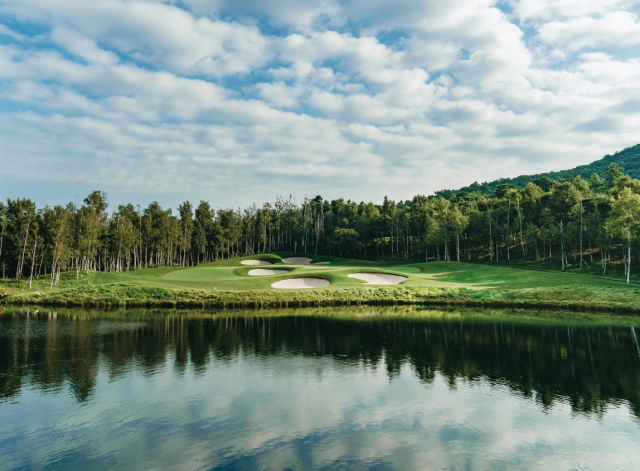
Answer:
3;253;640;313
5;283;640;314
6;304;640;328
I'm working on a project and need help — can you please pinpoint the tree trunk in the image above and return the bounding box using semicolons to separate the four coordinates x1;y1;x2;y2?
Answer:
520;213;525;256
560;220;565;271
507;200;510;261
580;203;583;269
628;231;631;284
17;217;31;280
28;236;37;289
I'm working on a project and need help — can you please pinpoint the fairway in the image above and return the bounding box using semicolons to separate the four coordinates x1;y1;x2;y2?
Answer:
56;253;638;292
6;253;640;314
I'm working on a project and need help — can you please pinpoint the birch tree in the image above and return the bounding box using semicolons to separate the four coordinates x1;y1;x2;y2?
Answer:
43;205;71;287
605;188;640;283
0;203;7;278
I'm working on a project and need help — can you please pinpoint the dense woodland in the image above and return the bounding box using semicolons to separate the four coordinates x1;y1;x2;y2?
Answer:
2;162;640;288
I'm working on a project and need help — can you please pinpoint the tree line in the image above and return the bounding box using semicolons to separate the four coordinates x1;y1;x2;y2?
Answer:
2;162;640;287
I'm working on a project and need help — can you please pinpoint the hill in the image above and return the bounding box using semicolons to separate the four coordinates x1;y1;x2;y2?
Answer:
435;143;640;198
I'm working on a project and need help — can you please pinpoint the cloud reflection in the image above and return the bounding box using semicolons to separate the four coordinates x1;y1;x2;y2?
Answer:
1;308;640;470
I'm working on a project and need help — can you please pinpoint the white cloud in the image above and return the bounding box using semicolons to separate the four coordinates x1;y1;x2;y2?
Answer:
2;0;274;77
255;81;302;108
0;0;639;206
538;12;640;50
509;0;633;22
0;24;24;40
51;28;120;66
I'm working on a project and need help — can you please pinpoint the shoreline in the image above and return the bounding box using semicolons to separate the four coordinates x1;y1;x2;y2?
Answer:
3;284;640;315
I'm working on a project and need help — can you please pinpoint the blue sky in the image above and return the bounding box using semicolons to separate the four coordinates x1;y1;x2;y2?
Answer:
1;0;640;210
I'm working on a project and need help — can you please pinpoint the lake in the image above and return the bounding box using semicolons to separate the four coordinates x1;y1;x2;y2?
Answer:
1;306;640;470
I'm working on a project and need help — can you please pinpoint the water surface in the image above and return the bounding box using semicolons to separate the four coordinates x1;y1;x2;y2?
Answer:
1;306;640;470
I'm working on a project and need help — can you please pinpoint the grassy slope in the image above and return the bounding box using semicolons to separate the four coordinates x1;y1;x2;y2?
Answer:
3;252;640;312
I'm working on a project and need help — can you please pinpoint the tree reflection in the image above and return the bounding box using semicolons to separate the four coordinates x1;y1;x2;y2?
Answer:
1;308;640;417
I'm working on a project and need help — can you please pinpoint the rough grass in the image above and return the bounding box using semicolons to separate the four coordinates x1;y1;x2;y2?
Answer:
6;283;640;314
466;246;640;285
3;254;640;313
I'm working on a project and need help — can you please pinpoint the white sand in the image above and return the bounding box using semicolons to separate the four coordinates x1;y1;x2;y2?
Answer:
281;257;330;265
271;278;331;289
347;273;408;285
248;269;288;276
241;260;272;265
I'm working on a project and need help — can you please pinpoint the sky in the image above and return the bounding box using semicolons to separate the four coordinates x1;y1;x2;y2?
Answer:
1;0;640;210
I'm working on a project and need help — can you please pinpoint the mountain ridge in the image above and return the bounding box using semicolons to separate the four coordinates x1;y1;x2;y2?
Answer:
435;143;640;198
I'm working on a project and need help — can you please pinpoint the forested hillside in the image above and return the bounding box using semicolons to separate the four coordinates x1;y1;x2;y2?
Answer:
435;143;640;199
3;157;640;290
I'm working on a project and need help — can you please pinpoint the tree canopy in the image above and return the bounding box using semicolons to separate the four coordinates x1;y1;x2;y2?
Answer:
3;161;640;285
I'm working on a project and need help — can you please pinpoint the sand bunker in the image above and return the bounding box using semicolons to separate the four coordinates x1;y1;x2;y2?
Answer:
271;278;331;289
281;257;330;265
348;273;408;285
248;269;288;276
282;257;313;264
241;260;272;265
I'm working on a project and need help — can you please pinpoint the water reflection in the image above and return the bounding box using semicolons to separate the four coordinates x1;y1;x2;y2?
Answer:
1;306;640;470
2;307;640;416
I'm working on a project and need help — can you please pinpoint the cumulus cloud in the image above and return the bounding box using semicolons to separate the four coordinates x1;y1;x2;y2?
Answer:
508;0;632;22
255;81;303;108
538;12;640;50
3;0;273;76
0;0;639;207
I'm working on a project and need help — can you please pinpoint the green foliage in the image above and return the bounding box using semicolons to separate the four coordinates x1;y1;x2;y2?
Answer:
2;143;640;291
333;228;361;256
448;144;640;197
